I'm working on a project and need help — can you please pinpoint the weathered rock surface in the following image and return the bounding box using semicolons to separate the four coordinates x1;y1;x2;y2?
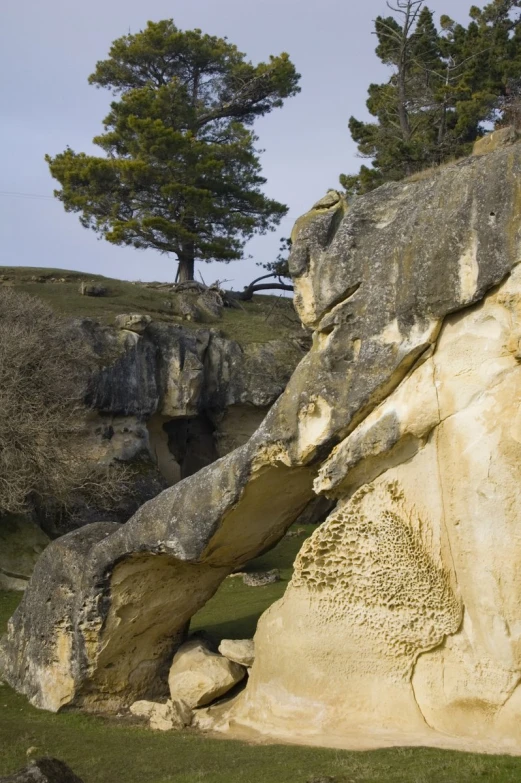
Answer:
3;142;521;755
130;698;192;730
168;640;246;708
114;313;152;334
33;320;303;536
218;639;255;668
0;759;84;783
81;321;302;488
0;516;50;591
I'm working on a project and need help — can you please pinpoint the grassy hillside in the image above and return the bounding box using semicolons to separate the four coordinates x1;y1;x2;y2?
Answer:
0;267;300;345
2;526;521;783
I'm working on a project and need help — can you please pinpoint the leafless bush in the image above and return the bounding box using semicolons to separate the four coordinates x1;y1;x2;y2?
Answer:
0;287;130;517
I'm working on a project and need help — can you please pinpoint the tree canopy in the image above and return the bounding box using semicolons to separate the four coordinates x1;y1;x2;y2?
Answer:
47;20;300;281
341;0;521;197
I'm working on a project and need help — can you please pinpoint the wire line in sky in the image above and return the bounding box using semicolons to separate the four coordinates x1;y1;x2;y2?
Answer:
0;190;55;201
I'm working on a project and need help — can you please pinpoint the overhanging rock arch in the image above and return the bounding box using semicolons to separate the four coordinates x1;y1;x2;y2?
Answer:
2;143;521;725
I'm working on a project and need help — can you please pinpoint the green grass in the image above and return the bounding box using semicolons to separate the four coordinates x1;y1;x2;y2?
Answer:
3;531;521;782
191;526;313;642
0;266;299;345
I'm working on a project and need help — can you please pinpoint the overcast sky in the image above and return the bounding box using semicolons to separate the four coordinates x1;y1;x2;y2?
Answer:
1;0;475;288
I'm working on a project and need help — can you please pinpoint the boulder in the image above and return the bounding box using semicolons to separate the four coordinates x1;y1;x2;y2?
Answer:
168;640;246;708
114;314;152;334
218;639;255;668
130;698;192;730
0;758;84;783
0;516;50;591
195;290;223;321
4;142;521;757
242;570;280;587
79;282;106;297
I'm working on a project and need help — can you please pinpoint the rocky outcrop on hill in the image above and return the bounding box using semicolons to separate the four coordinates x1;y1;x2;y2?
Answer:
49;321;304;532
82;321;302;474
3;138;521;751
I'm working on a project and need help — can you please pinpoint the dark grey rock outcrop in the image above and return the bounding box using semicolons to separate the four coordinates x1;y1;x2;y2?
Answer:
0;759;84;783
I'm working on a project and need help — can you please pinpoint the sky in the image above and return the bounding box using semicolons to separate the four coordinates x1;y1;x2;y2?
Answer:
1;0;475;289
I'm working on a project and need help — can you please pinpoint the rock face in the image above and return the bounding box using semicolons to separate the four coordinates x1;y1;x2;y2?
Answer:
81;321;302;493
233;262;521;747
3;141;521;752
38;320;303;535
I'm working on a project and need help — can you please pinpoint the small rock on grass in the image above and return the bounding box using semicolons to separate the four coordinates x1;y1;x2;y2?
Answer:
0;758;84;783
242;569;280;587
130;698;192;731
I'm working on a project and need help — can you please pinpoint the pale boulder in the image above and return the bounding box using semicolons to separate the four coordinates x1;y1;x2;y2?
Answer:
168;640;246;708
218;639;255;668
129;698;192;731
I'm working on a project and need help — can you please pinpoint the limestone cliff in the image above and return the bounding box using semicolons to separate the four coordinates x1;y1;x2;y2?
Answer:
3;139;521;752
61;321;304;527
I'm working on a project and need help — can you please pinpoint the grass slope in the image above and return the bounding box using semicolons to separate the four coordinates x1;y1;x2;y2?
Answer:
2;530;521;782
0;267;298;344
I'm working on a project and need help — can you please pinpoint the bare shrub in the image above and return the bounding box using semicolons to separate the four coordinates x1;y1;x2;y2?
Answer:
0;287;130;517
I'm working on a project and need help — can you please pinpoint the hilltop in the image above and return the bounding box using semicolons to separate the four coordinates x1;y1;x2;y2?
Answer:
0;267;300;345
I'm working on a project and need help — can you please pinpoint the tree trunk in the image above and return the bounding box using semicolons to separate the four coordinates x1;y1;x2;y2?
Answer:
176;256;195;283
237;282;294;301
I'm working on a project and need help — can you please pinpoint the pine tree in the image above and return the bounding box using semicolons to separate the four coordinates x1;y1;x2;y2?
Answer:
47;20;301;282
341;0;521;197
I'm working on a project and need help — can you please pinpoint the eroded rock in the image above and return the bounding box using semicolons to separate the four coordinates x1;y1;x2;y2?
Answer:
82;321;302;482
230;258;521;748
3;142;521;758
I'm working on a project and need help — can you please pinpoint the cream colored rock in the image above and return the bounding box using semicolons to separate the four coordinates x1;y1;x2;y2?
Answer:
168;640;246;708
230;264;521;749
130;698;192;730
218;639;255;668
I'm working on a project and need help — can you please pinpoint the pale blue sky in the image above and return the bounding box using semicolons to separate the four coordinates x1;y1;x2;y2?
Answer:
1;0;474;288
